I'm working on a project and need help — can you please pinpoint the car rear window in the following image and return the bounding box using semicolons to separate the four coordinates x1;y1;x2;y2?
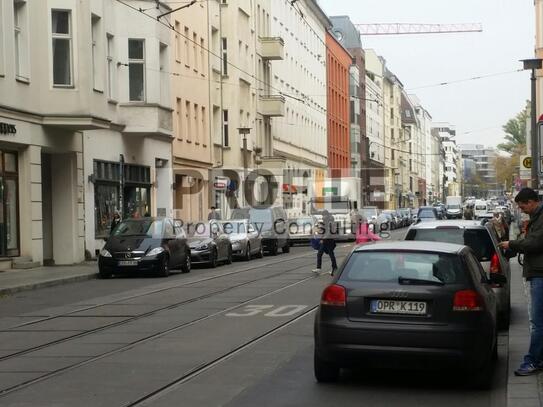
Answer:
405;228;495;261
418;209;435;218
339;251;466;284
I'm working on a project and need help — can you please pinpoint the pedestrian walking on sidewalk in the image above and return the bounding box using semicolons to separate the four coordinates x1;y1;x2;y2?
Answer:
312;210;338;275
499;187;543;376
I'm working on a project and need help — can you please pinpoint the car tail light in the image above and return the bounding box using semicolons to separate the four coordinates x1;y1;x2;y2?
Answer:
453;290;483;311
321;284;346;307
490;252;501;274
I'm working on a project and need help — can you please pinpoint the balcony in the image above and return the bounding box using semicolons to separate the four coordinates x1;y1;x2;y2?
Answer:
118;103;173;139
259;37;285;60
258;95;286;117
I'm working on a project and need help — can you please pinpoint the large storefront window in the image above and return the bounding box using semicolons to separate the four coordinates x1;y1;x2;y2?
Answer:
95;184;120;238
0;151;19;257
93;160;151;238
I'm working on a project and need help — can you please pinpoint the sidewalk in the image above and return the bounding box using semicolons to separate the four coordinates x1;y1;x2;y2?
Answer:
507;258;543;406
0;262;98;296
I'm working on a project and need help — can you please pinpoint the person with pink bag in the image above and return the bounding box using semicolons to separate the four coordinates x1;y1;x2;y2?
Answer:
355;220;381;244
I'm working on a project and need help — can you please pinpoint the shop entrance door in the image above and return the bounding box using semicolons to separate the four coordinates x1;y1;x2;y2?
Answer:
0;151;19;257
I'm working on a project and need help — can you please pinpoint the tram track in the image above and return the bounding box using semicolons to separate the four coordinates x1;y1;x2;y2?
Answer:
0;272;321;397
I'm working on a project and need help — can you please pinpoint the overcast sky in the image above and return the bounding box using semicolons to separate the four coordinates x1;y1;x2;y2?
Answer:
318;0;534;148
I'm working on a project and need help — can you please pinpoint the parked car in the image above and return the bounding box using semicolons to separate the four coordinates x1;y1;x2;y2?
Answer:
220;220;263;260
417;206;440;222
186;221;232;268
288;216;317;245
382;210;400;229
399;208;413;226
98;217;191;278
230;206;290;255
404;220;512;326
314;241;503;389
379;212;396;230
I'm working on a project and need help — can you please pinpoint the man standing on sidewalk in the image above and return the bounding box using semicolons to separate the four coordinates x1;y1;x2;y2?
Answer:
499;187;543;376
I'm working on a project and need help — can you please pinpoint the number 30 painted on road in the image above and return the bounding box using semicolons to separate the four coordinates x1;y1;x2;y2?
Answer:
226;305;308;317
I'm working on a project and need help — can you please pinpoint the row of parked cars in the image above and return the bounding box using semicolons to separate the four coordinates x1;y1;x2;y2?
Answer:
97;206;296;279
314;212;515;388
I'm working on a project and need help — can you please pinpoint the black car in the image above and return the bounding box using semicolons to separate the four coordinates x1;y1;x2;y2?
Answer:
314;241;505;389
230;206;290;255
405;220;512;327
98;218;191;278
186;221;233;267
417;206;440;222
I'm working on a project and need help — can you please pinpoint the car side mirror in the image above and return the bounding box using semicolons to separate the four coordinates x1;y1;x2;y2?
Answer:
488;273;507;286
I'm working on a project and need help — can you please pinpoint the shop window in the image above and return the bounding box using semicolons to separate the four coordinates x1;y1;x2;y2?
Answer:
94;184;119;238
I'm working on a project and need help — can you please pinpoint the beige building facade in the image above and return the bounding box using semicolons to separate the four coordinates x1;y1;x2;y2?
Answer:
171;2;213;223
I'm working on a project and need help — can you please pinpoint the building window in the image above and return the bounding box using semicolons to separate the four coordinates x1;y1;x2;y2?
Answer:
194;103;199;143
201;106;206;145
223;109;229;147
176;98;182;138
174;21;181;62
159;42;168;105
185;100;191;141
14;0;29;80
128;39;145;101
91;14;102;90
106;34;115;99
200;38;205;75
184;27;189;65
221;37;228;75
193;32;198;71
51;9;73;86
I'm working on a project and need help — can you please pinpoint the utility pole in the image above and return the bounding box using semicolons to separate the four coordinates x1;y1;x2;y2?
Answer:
521;58;542;189
238;127;251;205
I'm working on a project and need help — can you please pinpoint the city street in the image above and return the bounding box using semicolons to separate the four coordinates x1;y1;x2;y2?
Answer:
0;230;508;407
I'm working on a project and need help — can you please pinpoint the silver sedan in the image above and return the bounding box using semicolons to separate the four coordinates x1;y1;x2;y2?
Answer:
220;220;263;261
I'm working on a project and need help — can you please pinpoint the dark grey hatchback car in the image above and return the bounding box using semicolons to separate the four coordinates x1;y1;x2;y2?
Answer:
314;241;505;389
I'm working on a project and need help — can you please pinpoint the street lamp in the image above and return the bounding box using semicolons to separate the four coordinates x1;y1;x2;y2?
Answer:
521;58;543;188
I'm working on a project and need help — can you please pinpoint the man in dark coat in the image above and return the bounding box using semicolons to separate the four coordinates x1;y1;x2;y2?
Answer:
499;188;543;375
313;210;338;274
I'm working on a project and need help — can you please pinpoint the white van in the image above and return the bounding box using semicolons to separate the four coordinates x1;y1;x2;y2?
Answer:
474;200;488;219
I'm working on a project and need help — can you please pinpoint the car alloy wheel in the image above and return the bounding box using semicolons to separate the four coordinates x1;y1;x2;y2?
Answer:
158;255;170;277
257;244;264;258
182;251;191;274
209;248;217;268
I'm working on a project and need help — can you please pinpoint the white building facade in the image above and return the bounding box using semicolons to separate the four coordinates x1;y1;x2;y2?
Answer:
0;0;174;266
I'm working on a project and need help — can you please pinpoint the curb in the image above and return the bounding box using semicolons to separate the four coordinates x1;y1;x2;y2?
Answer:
0;272;99;297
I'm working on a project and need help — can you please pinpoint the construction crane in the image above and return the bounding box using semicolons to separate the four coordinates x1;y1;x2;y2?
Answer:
355;23;483;36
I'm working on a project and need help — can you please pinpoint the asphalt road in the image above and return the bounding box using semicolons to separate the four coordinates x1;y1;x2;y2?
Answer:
0;229;507;407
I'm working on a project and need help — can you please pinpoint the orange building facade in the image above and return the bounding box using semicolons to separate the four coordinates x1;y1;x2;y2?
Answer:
326;32;352;178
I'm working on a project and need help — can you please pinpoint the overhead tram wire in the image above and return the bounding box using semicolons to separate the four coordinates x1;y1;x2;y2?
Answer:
407;69;524;90
114;0;327;115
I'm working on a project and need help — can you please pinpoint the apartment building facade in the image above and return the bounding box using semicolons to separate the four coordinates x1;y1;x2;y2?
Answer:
0;0;174;265
325;31;351;177
171;1;213;223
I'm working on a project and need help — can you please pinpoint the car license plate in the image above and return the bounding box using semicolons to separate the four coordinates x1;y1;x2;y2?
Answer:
118;260;138;266
370;300;427;315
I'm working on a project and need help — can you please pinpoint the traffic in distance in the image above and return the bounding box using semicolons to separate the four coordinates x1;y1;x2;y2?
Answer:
97;192;516;389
